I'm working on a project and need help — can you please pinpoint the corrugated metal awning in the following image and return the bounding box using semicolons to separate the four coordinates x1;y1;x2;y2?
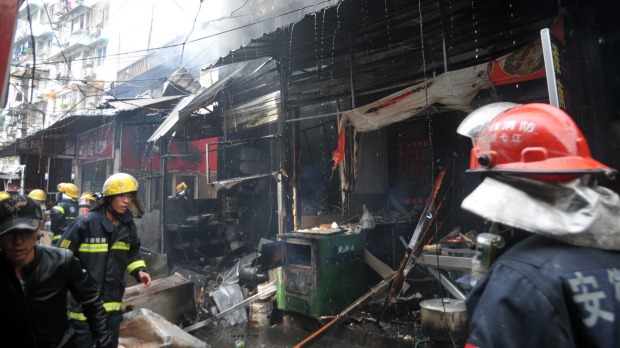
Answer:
147;57;274;142
106;95;184;111
0;96;181;157
0;112;114;157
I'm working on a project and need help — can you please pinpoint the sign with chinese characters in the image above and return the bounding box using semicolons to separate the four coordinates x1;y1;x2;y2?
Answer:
541;15;574;113
15;137;68;155
77;123;114;164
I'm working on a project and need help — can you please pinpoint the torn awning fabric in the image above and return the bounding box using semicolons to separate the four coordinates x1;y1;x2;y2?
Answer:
331;63;493;169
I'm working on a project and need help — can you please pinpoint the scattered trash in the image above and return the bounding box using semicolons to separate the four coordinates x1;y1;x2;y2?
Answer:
119;308;208;348
361;205;376;230
210;284;248;325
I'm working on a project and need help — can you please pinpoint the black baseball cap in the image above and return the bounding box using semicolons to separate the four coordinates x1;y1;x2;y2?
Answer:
0;195;42;235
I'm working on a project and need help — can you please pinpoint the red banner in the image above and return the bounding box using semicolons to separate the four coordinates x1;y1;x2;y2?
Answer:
121;124;161;171
488;39;546;86
121;123;217;173
167;138;217;172
0;0;19;107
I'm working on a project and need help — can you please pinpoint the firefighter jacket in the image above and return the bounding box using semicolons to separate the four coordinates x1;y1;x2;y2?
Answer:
466;235;620;348
50;198;79;242
57;208;147;321
0;245;111;348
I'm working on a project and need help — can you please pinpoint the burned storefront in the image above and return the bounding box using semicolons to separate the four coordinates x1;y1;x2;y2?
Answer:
137;0;619;346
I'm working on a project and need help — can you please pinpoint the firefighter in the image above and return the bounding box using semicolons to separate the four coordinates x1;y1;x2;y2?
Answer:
28;188;47;202
0;191;10;200
78;191;96;215
50;183;79;243
28;189;47;214
28;189;52;245
457;103;620;348
57;173;151;348
0;195;112;347
175;181;190;199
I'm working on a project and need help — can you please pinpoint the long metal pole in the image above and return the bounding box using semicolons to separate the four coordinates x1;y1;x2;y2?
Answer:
294;274;396;348
19;165;25;195
380;166;448;321
159;139;166;253
348;31;356;109
426;267;465;300
541;28;559;107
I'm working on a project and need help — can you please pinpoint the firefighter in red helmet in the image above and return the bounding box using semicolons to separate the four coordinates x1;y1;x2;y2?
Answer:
458;103;620;348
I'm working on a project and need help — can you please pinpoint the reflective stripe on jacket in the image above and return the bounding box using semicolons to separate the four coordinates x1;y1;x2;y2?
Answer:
57;208;146;317
50;199;79;240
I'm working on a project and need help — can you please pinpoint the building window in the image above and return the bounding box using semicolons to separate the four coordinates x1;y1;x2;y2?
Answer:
71;90;79;107
71;12;90;34
96;46;106;66
67;52;81;70
101;4;109;25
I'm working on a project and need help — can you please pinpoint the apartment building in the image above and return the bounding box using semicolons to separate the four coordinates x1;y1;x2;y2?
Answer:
5;1;108;141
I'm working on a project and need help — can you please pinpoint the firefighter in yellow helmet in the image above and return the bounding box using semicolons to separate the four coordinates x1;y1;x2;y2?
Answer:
28;189;47;215
57;173;150;347
78;192;96;216
29;189;52;245
0;191;10;201
50;183;79;243
175;181;189;199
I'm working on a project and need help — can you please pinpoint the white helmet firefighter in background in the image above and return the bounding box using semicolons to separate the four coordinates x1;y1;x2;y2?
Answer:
93;173;145;218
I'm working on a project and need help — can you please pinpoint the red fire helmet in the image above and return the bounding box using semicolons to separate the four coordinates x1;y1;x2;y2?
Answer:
457;102;612;181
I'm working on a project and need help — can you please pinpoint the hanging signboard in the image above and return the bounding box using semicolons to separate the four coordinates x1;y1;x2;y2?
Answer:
77;123;114;164
15;136;67;155
541;16;573;113
487;39;546;86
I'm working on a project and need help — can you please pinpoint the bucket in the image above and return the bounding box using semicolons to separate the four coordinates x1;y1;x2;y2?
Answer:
420;298;468;342
250;299;273;327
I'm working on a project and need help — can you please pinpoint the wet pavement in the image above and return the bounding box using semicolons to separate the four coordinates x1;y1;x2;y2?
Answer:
173;254;462;347
193;299;433;348
194;320;426;348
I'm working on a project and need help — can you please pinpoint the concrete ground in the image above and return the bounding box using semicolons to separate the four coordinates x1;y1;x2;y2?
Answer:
193;299;434;348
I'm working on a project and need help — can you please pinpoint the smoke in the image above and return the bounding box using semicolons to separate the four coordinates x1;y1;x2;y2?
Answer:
116;1;329;73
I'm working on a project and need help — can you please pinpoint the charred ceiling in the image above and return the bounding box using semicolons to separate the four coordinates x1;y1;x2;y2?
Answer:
212;0;558;110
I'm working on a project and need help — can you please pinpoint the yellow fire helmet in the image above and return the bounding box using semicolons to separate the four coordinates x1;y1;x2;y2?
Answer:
80;191;95;203
57;183;79;199
102;173;138;196
28;189;47;202
176;182;188;193
101;173;144;218
0;192;10;201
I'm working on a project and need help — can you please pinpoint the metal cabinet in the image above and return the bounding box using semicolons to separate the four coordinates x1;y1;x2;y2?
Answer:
276;231;366;319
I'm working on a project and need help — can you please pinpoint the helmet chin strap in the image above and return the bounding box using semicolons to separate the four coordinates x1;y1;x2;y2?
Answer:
107;203;125;223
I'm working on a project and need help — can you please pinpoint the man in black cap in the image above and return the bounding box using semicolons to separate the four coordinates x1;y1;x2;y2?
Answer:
0;194;112;347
